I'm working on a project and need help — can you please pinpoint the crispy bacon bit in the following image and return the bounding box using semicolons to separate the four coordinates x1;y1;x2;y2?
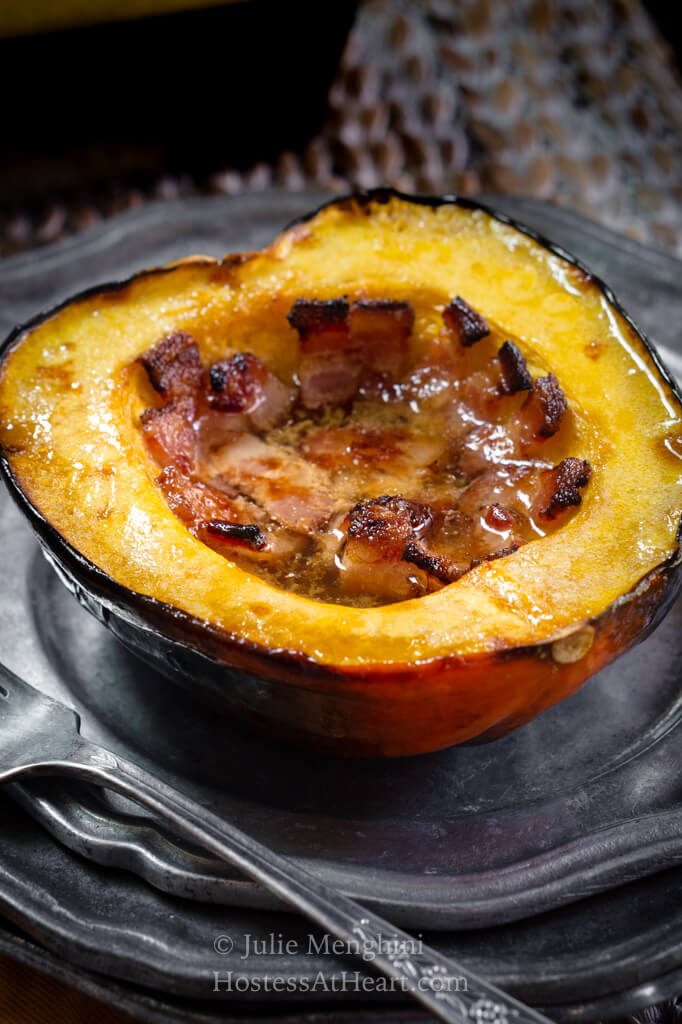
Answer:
300;351;363;409
208;352;294;430
139;331;203;398
536;458;591;521
288;298;360;408
442;296;490;347
402;540;461;584
498;341;532;395
200;520;267;551
141;398;197;471
346;495;432;550
349;299;415;377
156;468;308;564
209;353;259;409
340;496;433;599
156;467;278;559
522;373;567;438
471;503;524;559
289;296;416;407
287;298;350;348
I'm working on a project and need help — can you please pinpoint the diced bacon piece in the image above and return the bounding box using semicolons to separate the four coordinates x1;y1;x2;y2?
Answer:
287;298;350;351
204;433;336;532
139;331;203;399
458;422;518;476
156;468;308;564
301;426;446;478
457;342;531;421
404;535;519;583
407;500;523;582
299;349;364;409
521;373;567;438
288;298;360;409
345;495;432;553
339;496;433;600
196;407;249;449
533;458;591;521
159;465;272;556
157;465;245;526
497;341;533;395
442;296;490;347
349;299;414;377
141;397;197;471
400;349;459;406
302;426;406;471
208;352;295;431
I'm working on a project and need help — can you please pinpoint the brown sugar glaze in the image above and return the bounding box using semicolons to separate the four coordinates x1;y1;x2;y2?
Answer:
138;295;591;607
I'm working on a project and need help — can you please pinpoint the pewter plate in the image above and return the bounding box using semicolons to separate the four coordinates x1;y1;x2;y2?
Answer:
0;192;681;932
1;793;682;1021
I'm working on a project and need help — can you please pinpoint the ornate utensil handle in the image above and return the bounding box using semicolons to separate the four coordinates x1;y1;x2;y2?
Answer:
59;739;554;1024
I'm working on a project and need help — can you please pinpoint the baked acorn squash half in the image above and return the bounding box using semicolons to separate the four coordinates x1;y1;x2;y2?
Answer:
1;191;681;756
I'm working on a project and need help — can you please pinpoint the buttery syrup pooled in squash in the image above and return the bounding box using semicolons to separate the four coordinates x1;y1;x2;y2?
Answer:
138;296;591;607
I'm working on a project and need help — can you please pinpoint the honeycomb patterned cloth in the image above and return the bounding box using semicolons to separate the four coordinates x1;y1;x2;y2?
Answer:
1;0;681;257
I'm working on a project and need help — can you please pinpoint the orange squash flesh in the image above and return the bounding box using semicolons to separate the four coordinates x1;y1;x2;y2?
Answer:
0;191;680;756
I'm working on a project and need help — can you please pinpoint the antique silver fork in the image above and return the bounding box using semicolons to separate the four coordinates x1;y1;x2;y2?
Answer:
0;661;554;1024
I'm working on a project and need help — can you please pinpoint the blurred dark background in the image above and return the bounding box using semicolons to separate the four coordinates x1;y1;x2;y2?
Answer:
0;0;681;256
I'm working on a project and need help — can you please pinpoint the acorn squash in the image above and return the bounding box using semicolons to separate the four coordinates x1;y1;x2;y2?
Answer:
1;190;680;756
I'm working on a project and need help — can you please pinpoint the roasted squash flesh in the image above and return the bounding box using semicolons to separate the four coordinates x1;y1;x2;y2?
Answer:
1;192;680;754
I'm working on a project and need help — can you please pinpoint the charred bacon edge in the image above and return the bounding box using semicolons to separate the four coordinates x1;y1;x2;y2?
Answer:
345;495;433;541
524;372;568;438
498;340;533;395
209;351;259;391
201;520;268;550
287;298;350;338
442;296;490;347
402;540;462;583
208;351;261;412
540;458;591;520
468;543;521;571
139;330;201;396
402;538;521;585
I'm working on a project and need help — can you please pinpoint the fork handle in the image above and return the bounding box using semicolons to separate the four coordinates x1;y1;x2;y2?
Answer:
62;739;551;1024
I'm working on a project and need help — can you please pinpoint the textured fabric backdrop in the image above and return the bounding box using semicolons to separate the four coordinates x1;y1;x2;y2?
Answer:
1;0;681;257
